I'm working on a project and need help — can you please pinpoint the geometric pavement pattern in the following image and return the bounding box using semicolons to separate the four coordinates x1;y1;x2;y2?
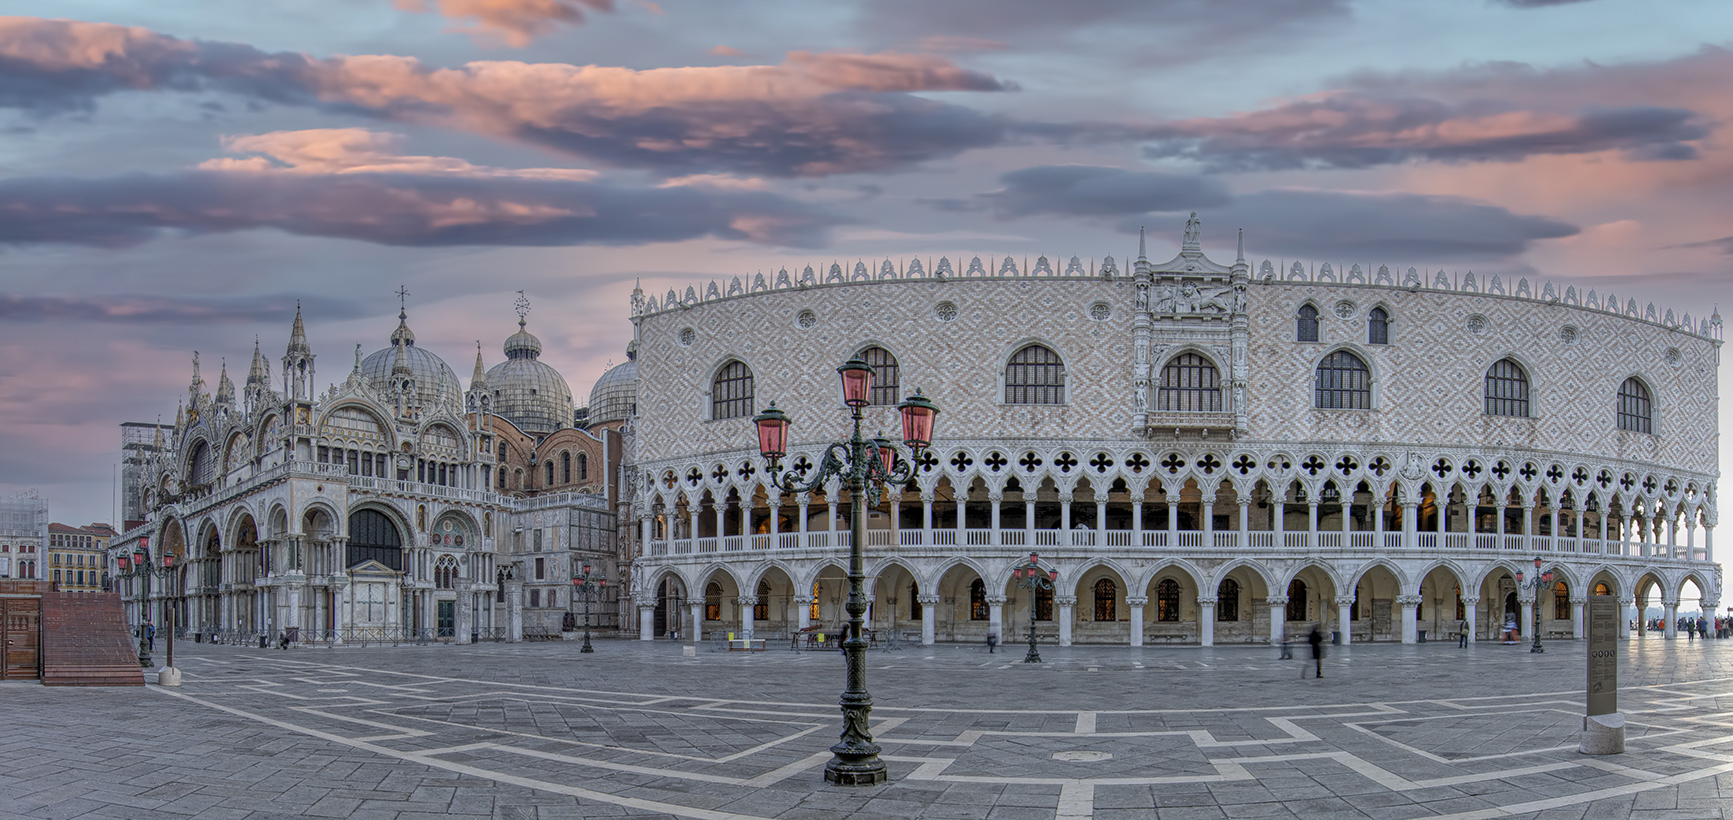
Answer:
2;638;1731;819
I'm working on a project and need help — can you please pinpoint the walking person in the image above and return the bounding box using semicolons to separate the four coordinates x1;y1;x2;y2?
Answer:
1458;619;1470;648
986;630;998;654
146;621;156;652
1307;624;1324;679
1278;634;1293;660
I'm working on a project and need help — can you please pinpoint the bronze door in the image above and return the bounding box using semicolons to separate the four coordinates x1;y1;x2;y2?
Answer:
1;598;40;679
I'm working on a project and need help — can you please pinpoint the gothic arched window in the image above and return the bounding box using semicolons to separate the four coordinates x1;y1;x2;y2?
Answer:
1286;579;1307;622
545;460;555;486
711;360;754;420
1156;578;1181;622
1217;578;1240;622
1094;578;1117;621
1157;353;1222;412
1297;304;1319;342
1485;358;1530;417
1594;581;1612;596
1367;307;1389;345
1553;581;1570;621
1315;351;1371;410
969;579;988;620
754;581;770;621
497;467;506;489
1617;377;1652;433
860;346;900;406
578;452;588;481
1006;344;1064;405
561;451;571;483
909;582;921;620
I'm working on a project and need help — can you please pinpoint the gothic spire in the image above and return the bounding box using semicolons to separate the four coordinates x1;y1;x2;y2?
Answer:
246;337;266;387
1137;225;1147;261
216;358;235;404
1236;228;1245;264
471;341;488;389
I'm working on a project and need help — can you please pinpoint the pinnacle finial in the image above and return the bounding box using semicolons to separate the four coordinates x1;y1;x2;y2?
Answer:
515;290;530;329
396;285;410;317
1137;225;1147;261
1236;228;1245;263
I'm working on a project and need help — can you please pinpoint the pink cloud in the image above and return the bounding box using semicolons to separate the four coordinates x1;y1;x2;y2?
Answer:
198;128;597;179
0;17;1012;176
393;0;614;46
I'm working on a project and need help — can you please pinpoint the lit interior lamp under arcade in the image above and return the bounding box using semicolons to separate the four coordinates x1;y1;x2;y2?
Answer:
752;358;938;786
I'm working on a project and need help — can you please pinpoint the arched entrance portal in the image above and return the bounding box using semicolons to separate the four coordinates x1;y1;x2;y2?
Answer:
346;509;404;631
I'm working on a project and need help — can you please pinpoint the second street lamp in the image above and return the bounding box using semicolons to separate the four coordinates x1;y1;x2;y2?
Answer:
572;563;606;654
1516;557;1553;654
1012;552;1058;663
753;358;939;787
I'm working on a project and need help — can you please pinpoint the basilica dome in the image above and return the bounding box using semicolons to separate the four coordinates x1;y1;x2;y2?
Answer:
359;311;463;411
587;341;638;425
486;317;574;435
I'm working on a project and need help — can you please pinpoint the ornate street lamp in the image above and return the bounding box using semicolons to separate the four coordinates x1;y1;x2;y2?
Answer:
1516;557;1553;654
120;548;178;670
752;359;939;787
571;562;606;654
1011;552;1058;664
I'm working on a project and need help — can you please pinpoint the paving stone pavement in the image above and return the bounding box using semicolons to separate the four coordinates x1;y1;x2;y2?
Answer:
3;636;1731;819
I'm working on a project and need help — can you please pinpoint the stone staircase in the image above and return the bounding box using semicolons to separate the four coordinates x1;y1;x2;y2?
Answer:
41;592;144;687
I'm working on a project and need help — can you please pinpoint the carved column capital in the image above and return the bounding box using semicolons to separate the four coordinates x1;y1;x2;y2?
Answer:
1265;595;1290;606
984;595;1008;606
1332;596;1356;607
1126;596;1150;607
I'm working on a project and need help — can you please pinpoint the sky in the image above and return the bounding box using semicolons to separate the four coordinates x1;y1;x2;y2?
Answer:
1;1;1730;604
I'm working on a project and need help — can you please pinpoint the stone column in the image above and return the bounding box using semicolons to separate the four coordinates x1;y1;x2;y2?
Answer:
1401;502;1418;549
456;584;472;645
986;595;1006;643
505;575;523;642
1663;599;1678;639
1059;491;1073;544
794;596;812;632
738;596;757;640
1398;594;1421;644
1571;596;1586;640
638;602;656;641
768;498;781;540
989;492;1004;547
1267;595;1289;645
1463;596;1480;643
1096;497;1108;539
1618;596;1633;639
1057;595;1076;646
1196;597;1215;647
1239;500;1251;543
918;594;940;645
1125;596;1148;646
1307;501;1320;548
1335;596;1355;645
1166;497;1177;541
690;601;705;643
329;577;347;644
1202;500;1215;540
1519;597;1534;642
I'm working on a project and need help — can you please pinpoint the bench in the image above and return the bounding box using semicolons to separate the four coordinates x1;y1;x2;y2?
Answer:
728;638;766;652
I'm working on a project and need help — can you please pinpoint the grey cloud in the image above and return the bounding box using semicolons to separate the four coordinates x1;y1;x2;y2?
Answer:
1185;190;1579;260
0;18;1010;178
855;0;1349;55
1676;235;1733;255
1139;97;1708;172
959;165;1230;220
0;293;364;324
0;170;839;249
1493;0;1598;6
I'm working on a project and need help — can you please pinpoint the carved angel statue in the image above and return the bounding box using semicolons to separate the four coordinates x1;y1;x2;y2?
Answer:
1400;452;1424;481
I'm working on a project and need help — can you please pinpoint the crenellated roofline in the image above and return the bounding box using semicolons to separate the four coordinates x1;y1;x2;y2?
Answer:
631;253;1723;344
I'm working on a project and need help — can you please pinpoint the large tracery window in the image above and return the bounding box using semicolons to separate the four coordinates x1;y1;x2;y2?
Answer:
1367;307;1389;345
561;452;571;483
1297;304;1319;342
1553;581;1571;621
1006;344;1064;405
969;579;988;620
1485;358;1530;418
1315;351;1371;410
1286;579;1308;622
711;361;754;420
1157;353;1223;412
1617;377;1652;433
860;346;900;406
346;509;403;572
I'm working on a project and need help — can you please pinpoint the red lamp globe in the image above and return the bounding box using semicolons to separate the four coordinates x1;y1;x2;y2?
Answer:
897;389;939;451
1048;569;1058;583
872;434;895;475
162;553;174;569
751;402;790;461
838;358;873;408
1516;570;1525;584
118;556;130;571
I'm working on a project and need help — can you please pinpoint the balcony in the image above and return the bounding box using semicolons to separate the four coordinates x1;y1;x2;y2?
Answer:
643;526;1712;563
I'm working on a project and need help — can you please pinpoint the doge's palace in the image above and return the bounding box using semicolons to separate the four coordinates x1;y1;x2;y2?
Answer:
626;214;1722;648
